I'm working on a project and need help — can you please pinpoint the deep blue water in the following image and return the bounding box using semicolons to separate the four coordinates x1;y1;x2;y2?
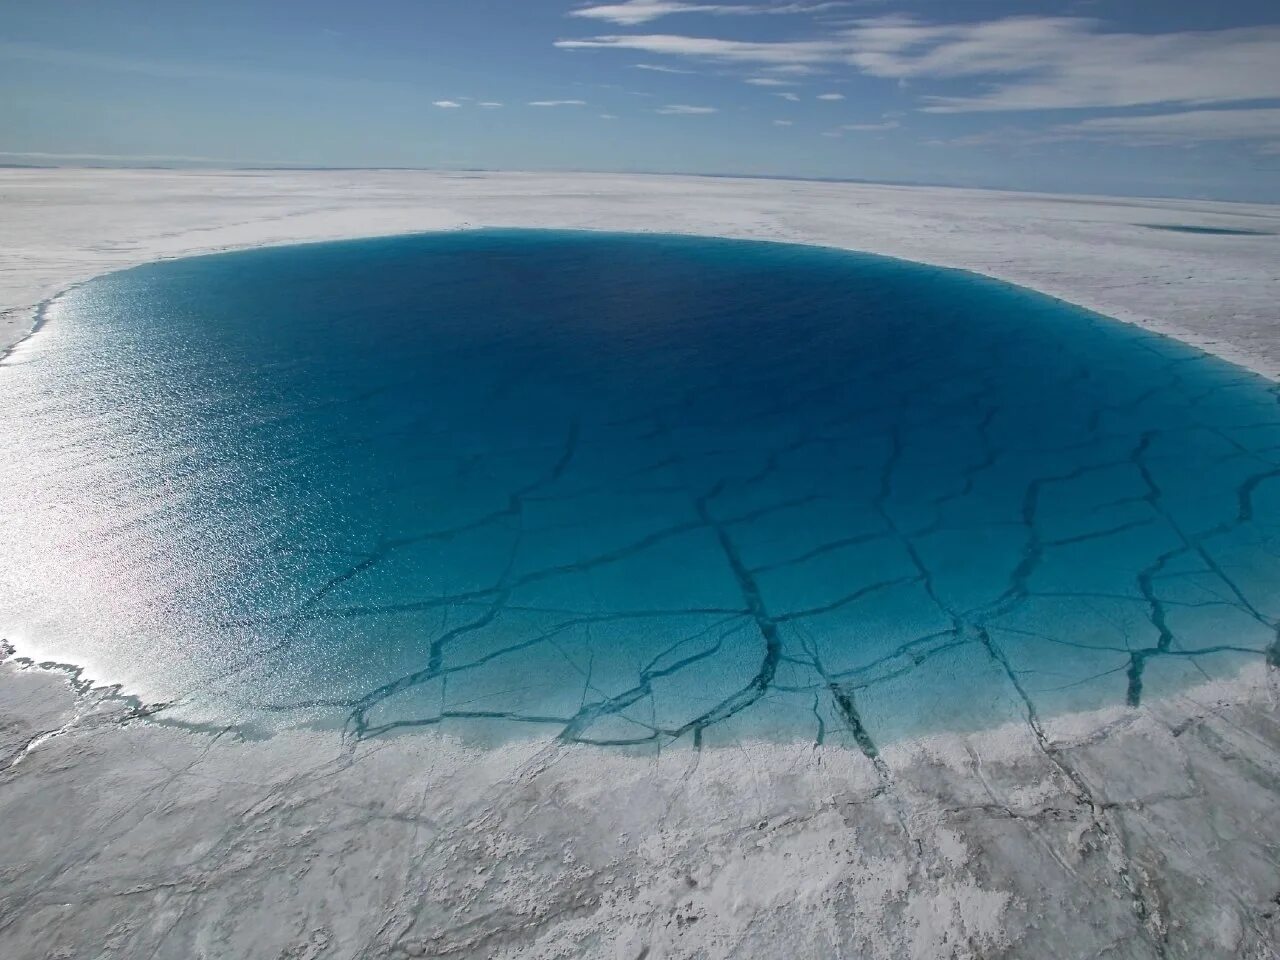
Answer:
1;230;1278;749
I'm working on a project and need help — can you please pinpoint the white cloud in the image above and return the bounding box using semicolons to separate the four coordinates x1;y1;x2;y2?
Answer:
842;119;899;131
746;77;792;86
570;2;847;27
478;101;503;108
775;91;801;102
763;64;820;75
934;107;1280;151
600;113;619;119
820;115;899;137
432;100;462;108
528;99;588;106
1053;107;1280;145
558;18;1280;113
816;92;844;100
556;34;842;65
773;119;794;126
655;103;718;114
632;62;694;73
846;17;1280;113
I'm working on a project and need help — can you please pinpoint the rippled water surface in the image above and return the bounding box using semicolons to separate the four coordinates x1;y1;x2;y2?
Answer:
2;231;1278;747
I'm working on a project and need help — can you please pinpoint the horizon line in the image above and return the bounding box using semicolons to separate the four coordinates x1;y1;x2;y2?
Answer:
0;160;1275;207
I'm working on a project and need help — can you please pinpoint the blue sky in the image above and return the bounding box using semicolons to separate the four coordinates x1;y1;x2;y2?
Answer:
3;0;1279;200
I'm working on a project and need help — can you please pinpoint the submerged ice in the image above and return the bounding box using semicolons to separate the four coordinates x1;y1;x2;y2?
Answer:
0;230;1277;749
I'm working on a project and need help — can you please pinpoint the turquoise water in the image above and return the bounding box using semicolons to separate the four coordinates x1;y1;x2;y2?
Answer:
1;231;1278;749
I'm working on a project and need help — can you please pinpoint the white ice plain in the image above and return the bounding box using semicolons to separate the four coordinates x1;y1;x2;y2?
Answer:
0;169;1278;959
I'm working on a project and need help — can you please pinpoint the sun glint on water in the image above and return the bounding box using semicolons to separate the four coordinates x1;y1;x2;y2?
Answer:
1;231;1277;747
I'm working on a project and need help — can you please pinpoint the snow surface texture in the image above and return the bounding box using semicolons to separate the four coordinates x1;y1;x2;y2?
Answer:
1;170;1278;959
2;649;1278;959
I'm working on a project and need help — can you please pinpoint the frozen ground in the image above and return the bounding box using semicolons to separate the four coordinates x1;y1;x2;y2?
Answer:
2;648;1278;959
1;169;1279;959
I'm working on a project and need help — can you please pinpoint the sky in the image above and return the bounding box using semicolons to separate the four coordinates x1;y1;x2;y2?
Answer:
2;0;1279;201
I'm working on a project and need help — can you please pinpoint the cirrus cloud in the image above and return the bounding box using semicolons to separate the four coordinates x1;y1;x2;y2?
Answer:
557;17;1280;113
655;103;718;114
555;34;842;65
841;119;900;131
570;1;849;27
848;17;1280;113
1053;107;1280;146
632;62;694;73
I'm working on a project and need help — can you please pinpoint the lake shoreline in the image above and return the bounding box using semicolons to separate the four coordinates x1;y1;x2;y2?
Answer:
3;169;1278;379
1;646;1276;957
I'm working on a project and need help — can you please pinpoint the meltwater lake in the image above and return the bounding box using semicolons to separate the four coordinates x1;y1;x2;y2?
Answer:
1;230;1277;748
